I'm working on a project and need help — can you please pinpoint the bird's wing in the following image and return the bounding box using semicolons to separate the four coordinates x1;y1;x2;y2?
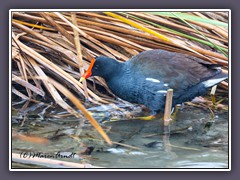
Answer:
128;50;219;91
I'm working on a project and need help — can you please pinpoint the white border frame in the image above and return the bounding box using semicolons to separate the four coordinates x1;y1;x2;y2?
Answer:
9;9;231;171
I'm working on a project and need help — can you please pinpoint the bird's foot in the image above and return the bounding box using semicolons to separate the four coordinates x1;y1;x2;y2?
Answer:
134;112;163;121
137;115;156;121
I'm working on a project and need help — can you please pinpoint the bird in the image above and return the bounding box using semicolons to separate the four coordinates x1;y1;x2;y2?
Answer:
80;49;228;116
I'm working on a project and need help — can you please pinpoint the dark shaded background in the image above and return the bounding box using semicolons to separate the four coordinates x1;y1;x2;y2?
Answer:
1;0;239;179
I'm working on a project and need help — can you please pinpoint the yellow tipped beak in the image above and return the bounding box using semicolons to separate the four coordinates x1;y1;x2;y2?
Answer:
80;77;86;83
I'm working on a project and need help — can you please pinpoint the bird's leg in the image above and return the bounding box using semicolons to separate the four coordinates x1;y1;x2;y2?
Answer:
170;104;181;121
211;95;216;106
210;85;217;109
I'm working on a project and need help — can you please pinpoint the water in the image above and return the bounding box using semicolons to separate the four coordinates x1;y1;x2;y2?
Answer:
91;148;228;168
11;103;229;169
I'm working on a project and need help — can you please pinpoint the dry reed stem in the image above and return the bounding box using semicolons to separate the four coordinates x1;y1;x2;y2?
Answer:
12;74;45;97
54;12;122;59
12;132;49;144
12;88;30;100
12;21;79;63
192;12;228;38
71;12;89;99
129;12;227;43
40;12;75;43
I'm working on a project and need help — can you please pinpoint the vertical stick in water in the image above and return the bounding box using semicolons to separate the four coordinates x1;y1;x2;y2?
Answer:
163;89;173;127
163;89;173;153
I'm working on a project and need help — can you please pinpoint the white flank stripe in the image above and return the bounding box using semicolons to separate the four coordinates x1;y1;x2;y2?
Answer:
146;78;160;83
157;90;167;93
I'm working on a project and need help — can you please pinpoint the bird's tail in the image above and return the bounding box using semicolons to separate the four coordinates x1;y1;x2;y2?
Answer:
202;69;228;88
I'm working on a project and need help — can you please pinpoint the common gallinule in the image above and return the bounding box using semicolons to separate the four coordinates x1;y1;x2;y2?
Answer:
80;49;228;115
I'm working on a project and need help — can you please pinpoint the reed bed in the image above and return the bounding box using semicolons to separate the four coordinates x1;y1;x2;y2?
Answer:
11;11;229;143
